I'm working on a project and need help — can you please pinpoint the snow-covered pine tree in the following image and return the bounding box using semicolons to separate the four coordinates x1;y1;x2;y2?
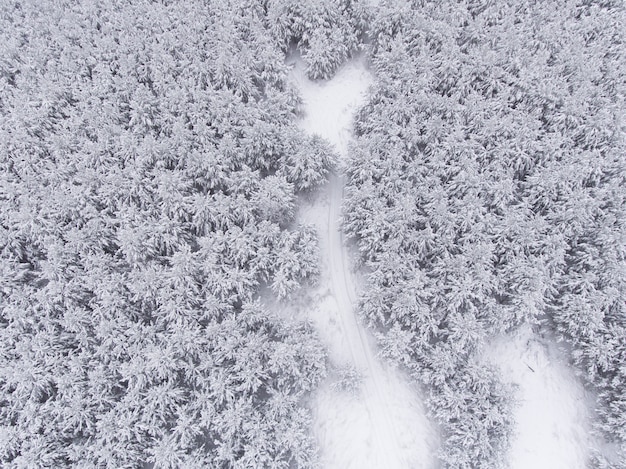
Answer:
0;0;341;466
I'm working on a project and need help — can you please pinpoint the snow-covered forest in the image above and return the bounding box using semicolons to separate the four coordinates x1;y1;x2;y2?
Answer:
344;1;625;467
0;0;624;468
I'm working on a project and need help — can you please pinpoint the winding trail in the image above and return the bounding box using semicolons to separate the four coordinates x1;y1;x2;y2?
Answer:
288;55;438;469
327;173;404;467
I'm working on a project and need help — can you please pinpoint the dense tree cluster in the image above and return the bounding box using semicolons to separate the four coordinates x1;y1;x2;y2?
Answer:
267;0;367;79
2;0;624;466
345;0;625;467
0;1;339;467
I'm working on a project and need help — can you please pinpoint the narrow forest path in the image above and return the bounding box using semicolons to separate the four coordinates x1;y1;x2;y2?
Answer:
286;55;439;469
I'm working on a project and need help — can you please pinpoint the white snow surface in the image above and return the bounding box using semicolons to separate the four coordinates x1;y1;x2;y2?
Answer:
484;324;603;469
281;55;440;469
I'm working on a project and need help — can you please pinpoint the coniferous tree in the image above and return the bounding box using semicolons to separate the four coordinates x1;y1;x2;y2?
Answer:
0;0;345;466
344;0;625;465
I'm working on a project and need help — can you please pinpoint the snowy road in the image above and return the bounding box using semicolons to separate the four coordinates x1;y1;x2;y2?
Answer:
289;55;438;469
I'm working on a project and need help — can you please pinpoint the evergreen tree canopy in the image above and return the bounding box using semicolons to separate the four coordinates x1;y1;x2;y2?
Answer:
0;0;349;467
345;0;625;466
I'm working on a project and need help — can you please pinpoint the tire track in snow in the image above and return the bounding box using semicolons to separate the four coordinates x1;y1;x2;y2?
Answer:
289;54;438;469
327;172;404;468
327;108;408;465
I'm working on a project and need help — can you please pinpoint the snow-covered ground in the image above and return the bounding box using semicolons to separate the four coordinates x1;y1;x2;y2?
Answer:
279;51;607;469
484;324;603;469
282;54;439;469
